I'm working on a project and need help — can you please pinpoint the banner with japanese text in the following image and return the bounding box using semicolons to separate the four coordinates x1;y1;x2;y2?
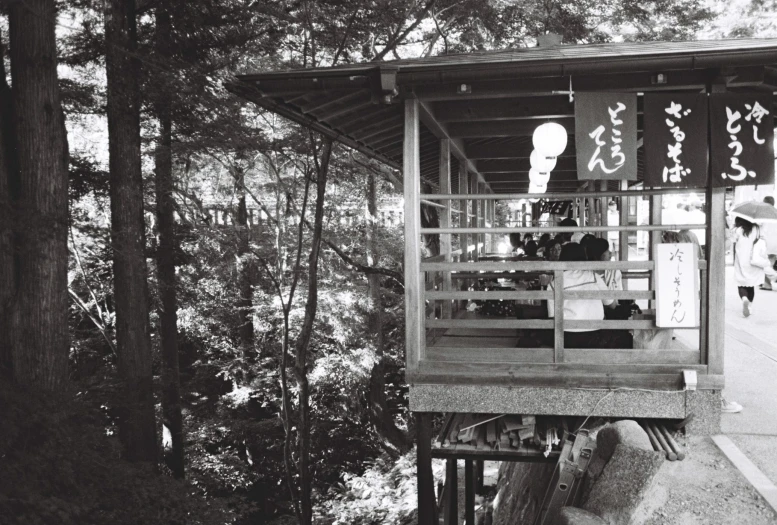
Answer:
574;92;638;180
644;94;709;188
710;94;774;188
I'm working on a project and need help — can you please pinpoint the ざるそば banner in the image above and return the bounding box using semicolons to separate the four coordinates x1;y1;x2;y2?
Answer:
644;94;709;188
710;94;774;188
574;92;638;180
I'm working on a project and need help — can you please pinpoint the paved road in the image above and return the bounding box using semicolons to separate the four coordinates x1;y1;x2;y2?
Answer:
721;265;777;485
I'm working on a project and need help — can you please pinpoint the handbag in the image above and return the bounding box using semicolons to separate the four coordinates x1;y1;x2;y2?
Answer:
751;238;770;269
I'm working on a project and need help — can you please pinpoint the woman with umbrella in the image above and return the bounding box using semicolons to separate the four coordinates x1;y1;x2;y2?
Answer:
729;201;777;318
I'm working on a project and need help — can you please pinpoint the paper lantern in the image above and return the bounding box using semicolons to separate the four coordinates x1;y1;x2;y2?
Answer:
530;149;557;172
529;182;547;194
528;168;550;185
532;122;568;157
529;198;540;203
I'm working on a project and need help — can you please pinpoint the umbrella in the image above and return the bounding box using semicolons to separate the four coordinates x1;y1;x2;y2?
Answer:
729;200;777;224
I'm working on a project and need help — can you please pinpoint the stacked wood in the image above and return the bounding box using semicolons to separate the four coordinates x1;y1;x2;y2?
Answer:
439;413;546;451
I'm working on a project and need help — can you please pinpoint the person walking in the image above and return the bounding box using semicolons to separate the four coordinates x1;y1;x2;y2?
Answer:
760;196;777;291
732;217;774;317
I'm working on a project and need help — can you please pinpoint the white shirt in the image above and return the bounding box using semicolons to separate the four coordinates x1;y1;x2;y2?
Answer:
547;270;615;332
733;226;764;286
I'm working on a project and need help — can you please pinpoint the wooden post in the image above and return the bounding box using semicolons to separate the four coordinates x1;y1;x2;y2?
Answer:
470;176;479;261
404;99;424;370
416;412;436;524
649;195;662;309
599;180;608;238
440;139;452;319
475;460;484;494
619;180;629;263
465;459;475;525
444;459;458;524
553;270;565;363
459;165;469;263
706;82;727;376
587;181;597;229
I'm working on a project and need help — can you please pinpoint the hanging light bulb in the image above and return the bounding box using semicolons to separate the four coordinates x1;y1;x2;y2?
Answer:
528;168;550;185
533;122;568;157
530;149;557;172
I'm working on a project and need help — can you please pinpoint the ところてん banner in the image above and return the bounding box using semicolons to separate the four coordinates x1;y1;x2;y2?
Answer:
574;92;638;181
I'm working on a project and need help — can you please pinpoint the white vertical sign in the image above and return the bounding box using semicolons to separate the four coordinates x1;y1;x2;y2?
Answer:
655;243;699;328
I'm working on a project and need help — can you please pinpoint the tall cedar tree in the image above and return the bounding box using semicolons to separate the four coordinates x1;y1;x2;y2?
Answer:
1;0;69;390
154;0;184;478
104;0;158;462
0;29;14;379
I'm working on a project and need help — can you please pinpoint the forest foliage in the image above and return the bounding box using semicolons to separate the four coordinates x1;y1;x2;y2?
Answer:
0;0;764;523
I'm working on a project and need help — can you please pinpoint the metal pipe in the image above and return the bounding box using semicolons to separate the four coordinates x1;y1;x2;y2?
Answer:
420;188;701;200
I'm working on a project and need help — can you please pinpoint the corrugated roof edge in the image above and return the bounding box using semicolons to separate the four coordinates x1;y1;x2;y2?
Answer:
236;38;777;81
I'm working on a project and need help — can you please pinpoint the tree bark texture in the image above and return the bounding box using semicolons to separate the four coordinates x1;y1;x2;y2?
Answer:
105;0;158;463
0;29;16;380
3;1;70;390
235;169;254;355
154;0;184;478
294;138;332;524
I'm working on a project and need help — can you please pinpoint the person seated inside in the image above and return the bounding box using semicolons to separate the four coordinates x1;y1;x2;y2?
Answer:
547;243;631;348
558;218;577;244
520;240;540;260
536;233;551;257
509;232;524;254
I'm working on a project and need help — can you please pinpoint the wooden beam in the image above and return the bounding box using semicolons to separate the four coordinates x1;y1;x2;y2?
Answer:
417;100;481;181
465;140;575;160
408;67;767;102
478;157;577;173
434;95;574;122
224;80;401;169
448;118;574;138
299;89;368;114
404;99;424;370
440;139;453;319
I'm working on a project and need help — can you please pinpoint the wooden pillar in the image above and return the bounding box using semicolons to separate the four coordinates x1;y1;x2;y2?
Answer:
706;81;727;374
475;460;484;494
587;181;597;229
470;176;479;261
619;180;629;262
459;165;469;263
465;459;475;525
649;195;663;309
444;459;458;524
404;99;423;370
416;412;436;524
439;140;452;319
599;180;608;238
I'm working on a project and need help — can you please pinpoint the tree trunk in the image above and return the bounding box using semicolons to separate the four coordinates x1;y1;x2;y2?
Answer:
294;138;332;524
235;169;254;356
0;28;16;380
366;172;410;455
105;0;158;463
154;0;184;478
4;0;70;390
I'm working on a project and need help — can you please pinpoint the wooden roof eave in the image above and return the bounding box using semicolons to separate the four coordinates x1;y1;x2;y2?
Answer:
224;78;401;171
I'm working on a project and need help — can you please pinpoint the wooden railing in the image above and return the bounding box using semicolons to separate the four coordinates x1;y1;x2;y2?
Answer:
407;258;716;390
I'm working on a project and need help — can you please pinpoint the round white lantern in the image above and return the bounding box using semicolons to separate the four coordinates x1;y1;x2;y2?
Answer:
529;182;547;194
530;149;557;172
529;197;540;203
528;168;550;185
533;122;568;157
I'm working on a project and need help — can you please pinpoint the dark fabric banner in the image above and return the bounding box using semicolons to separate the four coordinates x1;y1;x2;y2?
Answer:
710;94;774;188
574;92;638;180
644;94;709;188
